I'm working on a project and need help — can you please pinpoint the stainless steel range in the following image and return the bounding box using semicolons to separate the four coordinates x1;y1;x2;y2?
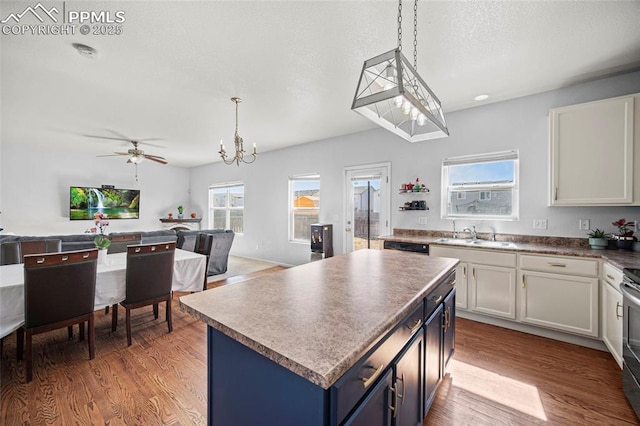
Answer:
621;268;640;419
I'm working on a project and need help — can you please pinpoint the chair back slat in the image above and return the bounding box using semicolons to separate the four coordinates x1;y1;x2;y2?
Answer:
108;233;143;254
125;242;176;304
0;241;22;265
20;239;62;258
195;233;214;256
23;249;98;329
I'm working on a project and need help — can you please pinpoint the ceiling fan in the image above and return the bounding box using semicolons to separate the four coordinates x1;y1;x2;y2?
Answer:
90;135;168;165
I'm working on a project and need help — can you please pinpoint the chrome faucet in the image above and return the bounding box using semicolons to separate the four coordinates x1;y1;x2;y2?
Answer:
462;225;477;240
452;220;458;239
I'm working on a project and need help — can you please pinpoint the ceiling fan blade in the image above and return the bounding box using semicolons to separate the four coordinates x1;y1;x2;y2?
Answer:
145;155;168;165
113;152;130;155
83;134;132;142
96;154;123;157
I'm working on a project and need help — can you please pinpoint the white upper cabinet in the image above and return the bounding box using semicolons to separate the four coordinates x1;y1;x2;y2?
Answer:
549;94;638;205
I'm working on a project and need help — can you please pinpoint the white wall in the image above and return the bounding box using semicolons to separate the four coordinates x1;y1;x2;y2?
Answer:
3;71;639;264
190;71;640;266
0;144;190;235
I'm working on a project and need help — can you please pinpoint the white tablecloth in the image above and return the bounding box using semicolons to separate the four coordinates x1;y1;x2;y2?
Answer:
0;248;206;339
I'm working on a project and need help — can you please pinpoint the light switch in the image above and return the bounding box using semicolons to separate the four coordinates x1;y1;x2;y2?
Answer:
579;219;590;230
533;219;548;230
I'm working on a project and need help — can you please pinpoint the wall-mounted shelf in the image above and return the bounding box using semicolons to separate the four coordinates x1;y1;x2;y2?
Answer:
399;188;429;194
399;206;429;211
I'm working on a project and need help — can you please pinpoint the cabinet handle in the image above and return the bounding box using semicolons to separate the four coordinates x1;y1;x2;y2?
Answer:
388;383;398;418
472;268;476;281
522;275;526;288
547;262;566;267
463;266;467;279
432;295;443;304
445;307;451;330
554;186;558;201
606;274;615;283
407;319;422;335
362;364;385;388
397;373;405;406
617;302;623;319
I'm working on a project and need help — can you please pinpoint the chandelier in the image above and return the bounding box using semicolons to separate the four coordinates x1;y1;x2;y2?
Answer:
219;97;257;166
351;0;449;142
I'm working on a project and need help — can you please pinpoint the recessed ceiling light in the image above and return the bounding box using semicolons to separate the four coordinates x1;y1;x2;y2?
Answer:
72;43;98;59
474;94;489;101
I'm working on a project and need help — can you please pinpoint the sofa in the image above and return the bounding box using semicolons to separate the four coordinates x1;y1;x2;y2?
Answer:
0;229;235;276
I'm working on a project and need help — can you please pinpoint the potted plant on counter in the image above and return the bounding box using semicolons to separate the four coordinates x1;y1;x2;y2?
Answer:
177;205;184;219
613;218;635;250
587;228;608;250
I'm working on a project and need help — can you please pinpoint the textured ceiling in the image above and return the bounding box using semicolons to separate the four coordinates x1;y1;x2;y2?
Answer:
2;1;639;167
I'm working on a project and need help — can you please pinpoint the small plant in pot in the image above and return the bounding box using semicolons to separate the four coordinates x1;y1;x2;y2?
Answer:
587;228;608;250
613;218;636;250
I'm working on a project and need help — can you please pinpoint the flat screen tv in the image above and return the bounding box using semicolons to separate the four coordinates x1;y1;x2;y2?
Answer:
70;186;140;220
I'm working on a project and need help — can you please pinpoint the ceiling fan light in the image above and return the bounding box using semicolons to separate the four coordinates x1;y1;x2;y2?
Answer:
130;155;144;164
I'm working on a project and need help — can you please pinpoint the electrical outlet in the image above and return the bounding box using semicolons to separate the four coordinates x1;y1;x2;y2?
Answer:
418;216;427;225
579;219;590;231
533;219;548;230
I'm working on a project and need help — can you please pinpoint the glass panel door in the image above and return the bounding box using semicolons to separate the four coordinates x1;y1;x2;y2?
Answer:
345;164;390;253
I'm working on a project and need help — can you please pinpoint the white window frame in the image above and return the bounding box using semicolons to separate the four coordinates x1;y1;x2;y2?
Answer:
209;182;244;233
289;174;320;243
441;150;519;221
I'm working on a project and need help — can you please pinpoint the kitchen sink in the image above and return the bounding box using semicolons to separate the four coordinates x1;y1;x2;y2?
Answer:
433;238;517;249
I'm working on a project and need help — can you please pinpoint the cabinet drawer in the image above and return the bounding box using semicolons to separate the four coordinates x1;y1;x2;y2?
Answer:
519;254;598;277
603;263;623;291
331;301;423;424
425;271;454;319
430;246;516;268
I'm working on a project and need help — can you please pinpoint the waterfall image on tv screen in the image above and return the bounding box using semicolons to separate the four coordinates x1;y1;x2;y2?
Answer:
70;186;140;220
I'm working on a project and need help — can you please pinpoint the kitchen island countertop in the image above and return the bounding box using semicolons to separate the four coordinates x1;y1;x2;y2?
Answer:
179;249;458;389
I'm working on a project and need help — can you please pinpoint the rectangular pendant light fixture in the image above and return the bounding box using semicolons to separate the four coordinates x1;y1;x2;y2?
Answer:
352;48;448;142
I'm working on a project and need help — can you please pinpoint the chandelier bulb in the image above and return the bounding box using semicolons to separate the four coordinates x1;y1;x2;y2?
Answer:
402;101;412;115
394;96;404;108
410;108;419;121
417;113;427;126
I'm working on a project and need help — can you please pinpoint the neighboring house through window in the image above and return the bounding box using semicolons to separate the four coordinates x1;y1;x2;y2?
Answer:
209;183;244;233
289;175;320;242
441;150;519;220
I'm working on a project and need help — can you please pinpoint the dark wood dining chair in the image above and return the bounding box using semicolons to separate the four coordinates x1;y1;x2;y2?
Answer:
107;233;142;254
17;249;98;382
0;241;22;265
111;242;176;346
194;233;214;291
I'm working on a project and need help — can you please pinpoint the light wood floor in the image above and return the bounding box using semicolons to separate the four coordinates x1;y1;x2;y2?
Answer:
2;268;638;425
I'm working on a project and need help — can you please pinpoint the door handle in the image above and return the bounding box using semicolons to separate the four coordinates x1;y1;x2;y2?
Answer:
522;275;526;288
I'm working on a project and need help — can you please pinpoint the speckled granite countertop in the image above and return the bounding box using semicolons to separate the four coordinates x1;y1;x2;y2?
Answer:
380;229;640;270
179;249;458;389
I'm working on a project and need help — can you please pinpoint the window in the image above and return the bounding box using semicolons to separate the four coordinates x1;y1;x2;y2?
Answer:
209;183;244;233
289;175;320;242
441;151;519;220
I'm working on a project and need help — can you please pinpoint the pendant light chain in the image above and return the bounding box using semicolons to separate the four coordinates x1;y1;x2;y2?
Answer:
413;0;418;70
397;0;403;51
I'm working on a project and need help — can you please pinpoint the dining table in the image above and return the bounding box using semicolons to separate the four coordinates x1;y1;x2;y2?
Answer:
0;248;207;339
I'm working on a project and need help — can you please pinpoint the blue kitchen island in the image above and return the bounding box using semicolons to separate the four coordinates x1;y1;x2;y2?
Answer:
180;249;458;425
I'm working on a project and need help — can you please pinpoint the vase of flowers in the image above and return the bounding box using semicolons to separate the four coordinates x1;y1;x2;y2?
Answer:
89;212;110;263
613;218;635;250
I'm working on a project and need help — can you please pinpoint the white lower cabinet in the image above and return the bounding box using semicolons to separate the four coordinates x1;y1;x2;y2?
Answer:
430;246;516;320
602;263;623;368
454;262;468;309
431;246;605;344
519;254;599;338
470;264;516;319
519;270;599;337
